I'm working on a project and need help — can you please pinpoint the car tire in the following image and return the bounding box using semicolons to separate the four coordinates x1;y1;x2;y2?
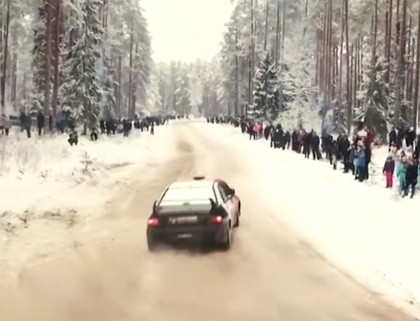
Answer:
147;233;157;252
234;207;240;228
221;224;232;251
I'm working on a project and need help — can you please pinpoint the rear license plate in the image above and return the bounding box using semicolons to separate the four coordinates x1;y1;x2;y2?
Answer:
177;233;193;239
169;216;198;224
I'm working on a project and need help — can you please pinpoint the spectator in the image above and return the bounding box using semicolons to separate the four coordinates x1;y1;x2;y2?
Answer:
37;111;45;136
383;156;395;188
388;128;397;151
396;156;407;196
405;158;418;198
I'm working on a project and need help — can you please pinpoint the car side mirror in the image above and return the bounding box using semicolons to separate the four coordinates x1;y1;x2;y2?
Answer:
230;188;235;196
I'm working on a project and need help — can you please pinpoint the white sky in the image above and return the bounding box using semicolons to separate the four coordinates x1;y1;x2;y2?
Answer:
140;0;234;63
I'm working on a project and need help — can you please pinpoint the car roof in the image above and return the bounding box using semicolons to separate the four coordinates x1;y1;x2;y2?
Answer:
168;180;215;189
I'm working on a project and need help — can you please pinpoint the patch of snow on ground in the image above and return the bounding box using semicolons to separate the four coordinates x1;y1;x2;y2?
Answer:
0;125;176;218
198;122;420;316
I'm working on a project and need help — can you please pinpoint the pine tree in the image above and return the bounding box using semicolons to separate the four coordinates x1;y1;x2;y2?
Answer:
355;55;389;139
98;50;116;120
31;6;48;111
60;0;103;132
249;52;279;120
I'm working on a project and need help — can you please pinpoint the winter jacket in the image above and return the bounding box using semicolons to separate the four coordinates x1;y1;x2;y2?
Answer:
406;164;418;185
396;163;407;187
418;166;420;186
349;147;356;163
383;160;395;173
389;130;397;144
365;147;372;165
311;135;320;148
356;149;366;168
37;113;45;128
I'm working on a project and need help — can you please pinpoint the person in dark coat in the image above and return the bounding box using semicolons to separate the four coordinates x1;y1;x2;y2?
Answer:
68;130;78;146
264;124;272;140
291;130;299;152
364;141;372;180
415;135;420;159
49;114;53;131
397;127;405;150
310;131;321;160
90;128;98;141
347;144;356;175
100;119;106;134
21;112;31;138
37;111;45;136
283;131;291;150
303;131;311;158
405;158;418;198
388;128;397;152
331;140;339;170
248;122;255;140
406;128;416;148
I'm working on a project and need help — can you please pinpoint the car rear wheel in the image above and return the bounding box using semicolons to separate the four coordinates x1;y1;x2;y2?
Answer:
234;206;240;228
147;233;157;252
221;224;232;251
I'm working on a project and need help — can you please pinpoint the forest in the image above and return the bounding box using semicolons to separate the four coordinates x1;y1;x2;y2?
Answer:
220;0;420;138
1;0;420;138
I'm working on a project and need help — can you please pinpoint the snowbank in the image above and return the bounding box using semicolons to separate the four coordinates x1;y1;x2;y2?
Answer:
0;126;176;219
200;123;420;315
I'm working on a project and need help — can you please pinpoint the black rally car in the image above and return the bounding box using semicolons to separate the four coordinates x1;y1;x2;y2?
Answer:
146;177;241;251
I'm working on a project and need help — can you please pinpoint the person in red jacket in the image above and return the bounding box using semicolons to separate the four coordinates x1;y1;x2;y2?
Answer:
365;129;374;146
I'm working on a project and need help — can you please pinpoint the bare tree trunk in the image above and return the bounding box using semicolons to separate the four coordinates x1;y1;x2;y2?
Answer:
406;17;413;102
52;0;61;127
281;0;286;65
11;51;16;110
338;0;344;122
235;31;239;116
45;0;52;115
250;0;255;105
131;43;138;118
23;73;27;101
0;0;10;114
399;0;407;122
315;29;320;86
275;1;280;68
413;0;420;131
116;55;122;117
385;0;392;83
128;18;134;118
344;0;351;133
264;2;269;52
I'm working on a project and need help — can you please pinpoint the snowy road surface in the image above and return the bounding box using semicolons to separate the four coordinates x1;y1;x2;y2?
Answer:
0;120;416;320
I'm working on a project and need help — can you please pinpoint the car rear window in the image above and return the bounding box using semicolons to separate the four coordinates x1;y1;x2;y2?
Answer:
159;187;215;206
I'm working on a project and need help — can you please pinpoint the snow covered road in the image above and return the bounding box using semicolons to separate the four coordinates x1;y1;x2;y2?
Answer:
0;120;417;320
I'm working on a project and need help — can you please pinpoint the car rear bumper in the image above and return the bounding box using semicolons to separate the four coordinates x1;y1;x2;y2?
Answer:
147;225;226;245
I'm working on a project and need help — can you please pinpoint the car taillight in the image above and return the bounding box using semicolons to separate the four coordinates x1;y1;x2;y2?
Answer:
211;216;223;224
148;218;159;226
